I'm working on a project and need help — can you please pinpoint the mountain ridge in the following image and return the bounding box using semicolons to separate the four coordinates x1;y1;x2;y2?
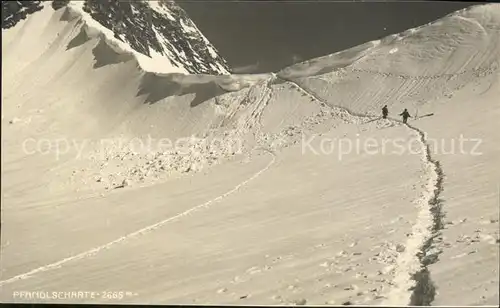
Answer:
2;0;230;75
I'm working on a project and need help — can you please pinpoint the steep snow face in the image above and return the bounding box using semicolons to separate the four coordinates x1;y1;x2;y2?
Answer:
2;0;230;75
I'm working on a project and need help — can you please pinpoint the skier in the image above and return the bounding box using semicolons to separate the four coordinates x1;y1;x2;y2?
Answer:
382;105;388;119
400;108;411;124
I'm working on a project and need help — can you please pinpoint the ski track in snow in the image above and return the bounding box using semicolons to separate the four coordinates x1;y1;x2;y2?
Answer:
277;76;444;306
0;150;276;287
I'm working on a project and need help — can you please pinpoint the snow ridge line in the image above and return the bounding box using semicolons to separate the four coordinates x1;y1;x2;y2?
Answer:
276;77;375;123
277;76;444;306
277;76;381;121
0;149;276;287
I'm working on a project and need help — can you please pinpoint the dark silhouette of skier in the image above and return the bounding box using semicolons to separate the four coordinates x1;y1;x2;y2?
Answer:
400;108;411;124
382;105;388;119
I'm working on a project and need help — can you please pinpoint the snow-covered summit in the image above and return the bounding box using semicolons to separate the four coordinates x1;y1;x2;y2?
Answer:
2;0;230;75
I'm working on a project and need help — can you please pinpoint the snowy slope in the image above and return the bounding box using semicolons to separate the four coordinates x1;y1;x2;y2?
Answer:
1;2;499;306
